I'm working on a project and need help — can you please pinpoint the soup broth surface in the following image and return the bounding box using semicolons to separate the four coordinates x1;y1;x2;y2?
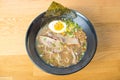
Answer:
36;19;87;67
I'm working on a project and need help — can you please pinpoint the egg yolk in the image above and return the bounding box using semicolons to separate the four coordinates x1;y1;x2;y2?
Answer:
54;21;64;31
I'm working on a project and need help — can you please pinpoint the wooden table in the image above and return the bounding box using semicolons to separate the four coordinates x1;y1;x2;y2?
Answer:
0;0;120;80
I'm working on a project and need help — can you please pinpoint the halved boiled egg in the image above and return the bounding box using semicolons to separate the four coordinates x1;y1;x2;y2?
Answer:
48;20;66;33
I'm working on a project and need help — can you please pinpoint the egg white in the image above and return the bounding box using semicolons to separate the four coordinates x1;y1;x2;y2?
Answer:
48;20;66;33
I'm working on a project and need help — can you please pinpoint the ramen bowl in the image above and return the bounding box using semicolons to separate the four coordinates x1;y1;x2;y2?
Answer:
25;10;97;75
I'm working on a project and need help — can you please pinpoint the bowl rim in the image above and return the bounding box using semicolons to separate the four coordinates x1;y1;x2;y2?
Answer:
25;10;98;75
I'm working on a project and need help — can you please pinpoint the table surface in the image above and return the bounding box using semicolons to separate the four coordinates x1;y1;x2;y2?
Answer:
0;0;120;80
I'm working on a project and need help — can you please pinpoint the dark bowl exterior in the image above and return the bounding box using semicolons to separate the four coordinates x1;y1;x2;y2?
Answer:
25;10;97;75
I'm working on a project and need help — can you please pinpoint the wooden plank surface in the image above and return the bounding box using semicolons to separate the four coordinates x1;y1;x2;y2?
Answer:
0;0;120;80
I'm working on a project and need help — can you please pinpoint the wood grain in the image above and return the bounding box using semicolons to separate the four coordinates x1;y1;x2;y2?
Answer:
0;0;120;80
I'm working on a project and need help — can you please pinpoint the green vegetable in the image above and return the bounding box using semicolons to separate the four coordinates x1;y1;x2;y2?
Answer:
64;20;82;37
60;42;64;45
52;43;56;47
43;37;47;41
79;53;85;60
66;31;74;37
83;42;87;48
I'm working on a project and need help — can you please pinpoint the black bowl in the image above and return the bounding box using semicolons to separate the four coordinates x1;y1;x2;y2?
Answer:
25;10;97;75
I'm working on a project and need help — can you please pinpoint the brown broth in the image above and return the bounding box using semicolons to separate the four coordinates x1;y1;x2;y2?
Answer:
36;20;87;67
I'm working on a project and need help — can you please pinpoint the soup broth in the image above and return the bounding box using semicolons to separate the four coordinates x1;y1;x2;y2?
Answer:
36;19;87;67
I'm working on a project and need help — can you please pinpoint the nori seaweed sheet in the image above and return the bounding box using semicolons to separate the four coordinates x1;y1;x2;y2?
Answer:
44;1;77;19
